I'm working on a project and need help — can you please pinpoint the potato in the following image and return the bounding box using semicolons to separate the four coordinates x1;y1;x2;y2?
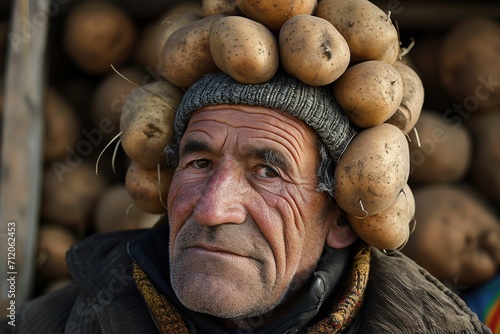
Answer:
315;0;400;64
209;16;279;84
385;61;424;133
332;60;403;128
334;123;410;217
135;12;203;72
235;0;317;32
402;184;500;286
159;14;223;89
63;0;137;75
41;162;107;231
203;0;243;16
120;81;183;169
44;86;81;162
408;109;472;184
279;14;350;86
347;183;415;250
36;225;77;283
94;184;162;233
91;66;146;135
439;18;500;113
125;160;173;214
466;112;500;202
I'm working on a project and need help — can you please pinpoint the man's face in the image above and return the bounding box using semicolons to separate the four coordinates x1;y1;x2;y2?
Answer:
167;105;336;320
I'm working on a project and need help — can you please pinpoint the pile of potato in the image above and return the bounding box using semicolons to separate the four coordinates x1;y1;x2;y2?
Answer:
0;0;498;298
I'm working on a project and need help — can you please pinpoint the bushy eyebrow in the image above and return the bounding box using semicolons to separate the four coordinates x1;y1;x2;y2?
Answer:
180;140;212;157
250;147;291;173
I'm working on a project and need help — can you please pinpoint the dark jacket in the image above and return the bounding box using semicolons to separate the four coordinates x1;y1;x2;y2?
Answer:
0;227;491;334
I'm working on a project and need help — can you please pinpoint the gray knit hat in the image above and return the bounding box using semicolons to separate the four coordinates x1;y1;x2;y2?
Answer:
174;71;358;163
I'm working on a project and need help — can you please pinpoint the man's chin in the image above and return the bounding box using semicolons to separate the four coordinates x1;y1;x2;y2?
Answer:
171;270;276;320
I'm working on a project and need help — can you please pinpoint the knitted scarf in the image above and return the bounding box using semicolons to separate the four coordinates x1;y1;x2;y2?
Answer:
133;246;371;334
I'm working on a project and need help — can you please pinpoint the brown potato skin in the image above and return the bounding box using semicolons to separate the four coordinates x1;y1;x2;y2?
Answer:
334;123;410;217
120;81;183;169
386;61;424;133
333;60;403;128
63;0;137;75
315;0;400;64
159;14;223;88
125;160;173;214
235;0;317;32
44;87;81;162
210;16;279;84
347;184;414;250
203;0;243;16
439;18;500;113
408;110;472;184
279;14;350;86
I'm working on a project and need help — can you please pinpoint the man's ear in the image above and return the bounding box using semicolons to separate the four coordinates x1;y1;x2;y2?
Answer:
325;208;358;249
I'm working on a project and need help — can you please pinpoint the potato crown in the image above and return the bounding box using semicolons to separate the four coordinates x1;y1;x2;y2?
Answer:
121;0;424;251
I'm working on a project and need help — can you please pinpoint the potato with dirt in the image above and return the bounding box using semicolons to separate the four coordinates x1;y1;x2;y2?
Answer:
334;123;410;217
333;60;403;128
120;81;183;169
159;14;223;88
125;160;173;214
235;0;317;32
347;183;415;251
209;16;279;84
315;0;400;64
386;61;424;134
279;14;350;86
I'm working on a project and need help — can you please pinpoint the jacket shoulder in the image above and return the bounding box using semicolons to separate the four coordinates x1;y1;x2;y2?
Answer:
351;247;491;333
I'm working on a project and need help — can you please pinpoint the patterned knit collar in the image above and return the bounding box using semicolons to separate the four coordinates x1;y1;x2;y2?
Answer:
129;223;370;333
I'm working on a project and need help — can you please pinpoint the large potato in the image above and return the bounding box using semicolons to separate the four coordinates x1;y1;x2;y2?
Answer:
125;160;173;214
386;61;424;133
408;110;472;184
347;183;415;250
120;81;183;169
402;184;500;286
315;0;400;64
466;112;500;202
332;60;403;128
235;0;317;32
159;14;223;88
63;0;137;75
209;16;279;84
334;123;410;217
279;14;350;86
135;12;203;71
439;18;500;113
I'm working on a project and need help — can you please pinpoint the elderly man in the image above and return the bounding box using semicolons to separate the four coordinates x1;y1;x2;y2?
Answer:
1;71;490;333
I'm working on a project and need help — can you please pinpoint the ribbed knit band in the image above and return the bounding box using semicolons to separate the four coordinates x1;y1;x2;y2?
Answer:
174;71;357;163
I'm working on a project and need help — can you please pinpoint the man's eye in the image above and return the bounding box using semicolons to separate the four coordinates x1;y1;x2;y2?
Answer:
256;164;280;178
190;159;211;169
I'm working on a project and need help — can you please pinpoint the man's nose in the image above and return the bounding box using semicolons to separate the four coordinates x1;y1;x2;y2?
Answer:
193;166;248;226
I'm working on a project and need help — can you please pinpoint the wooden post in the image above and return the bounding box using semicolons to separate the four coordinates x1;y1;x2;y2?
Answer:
0;0;49;318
